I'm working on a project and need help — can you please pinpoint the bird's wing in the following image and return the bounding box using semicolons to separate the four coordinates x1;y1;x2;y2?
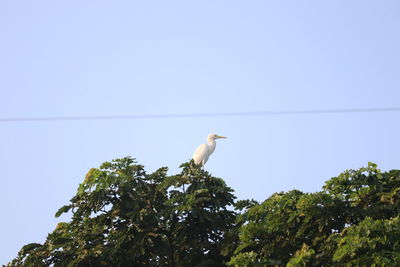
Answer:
192;144;208;165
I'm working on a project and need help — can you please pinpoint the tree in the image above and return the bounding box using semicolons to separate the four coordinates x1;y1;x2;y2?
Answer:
8;158;236;266
7;160;400;266
228;163;400;266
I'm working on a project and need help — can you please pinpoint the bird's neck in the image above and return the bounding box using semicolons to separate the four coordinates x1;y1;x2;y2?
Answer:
207;139;216;154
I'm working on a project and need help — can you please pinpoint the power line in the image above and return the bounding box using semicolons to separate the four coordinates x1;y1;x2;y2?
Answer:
0;107;399;122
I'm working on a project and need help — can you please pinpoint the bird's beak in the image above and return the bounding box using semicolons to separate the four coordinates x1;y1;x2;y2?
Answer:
216;135;227;139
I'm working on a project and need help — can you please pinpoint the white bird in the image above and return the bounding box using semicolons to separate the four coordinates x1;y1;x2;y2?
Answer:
192;133;227;166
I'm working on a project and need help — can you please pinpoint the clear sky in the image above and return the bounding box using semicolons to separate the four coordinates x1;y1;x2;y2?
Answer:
1;0;399;264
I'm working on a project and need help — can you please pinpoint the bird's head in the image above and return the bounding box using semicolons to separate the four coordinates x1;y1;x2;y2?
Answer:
208;133;227;140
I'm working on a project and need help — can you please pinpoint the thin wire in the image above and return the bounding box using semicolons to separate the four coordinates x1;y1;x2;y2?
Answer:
0;107;399;122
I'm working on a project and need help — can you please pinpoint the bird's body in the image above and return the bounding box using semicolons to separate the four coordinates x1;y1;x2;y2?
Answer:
192;134;226;166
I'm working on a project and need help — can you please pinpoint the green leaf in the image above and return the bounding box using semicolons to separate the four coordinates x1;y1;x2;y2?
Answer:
55;205;71;218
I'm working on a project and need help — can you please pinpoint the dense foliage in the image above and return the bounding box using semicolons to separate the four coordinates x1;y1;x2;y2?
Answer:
7;159;400;266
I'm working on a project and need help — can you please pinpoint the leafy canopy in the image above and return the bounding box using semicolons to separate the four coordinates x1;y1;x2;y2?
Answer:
8;159;400;267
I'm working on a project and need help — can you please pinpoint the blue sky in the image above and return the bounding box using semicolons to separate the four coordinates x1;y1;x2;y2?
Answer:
1;0;399;264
